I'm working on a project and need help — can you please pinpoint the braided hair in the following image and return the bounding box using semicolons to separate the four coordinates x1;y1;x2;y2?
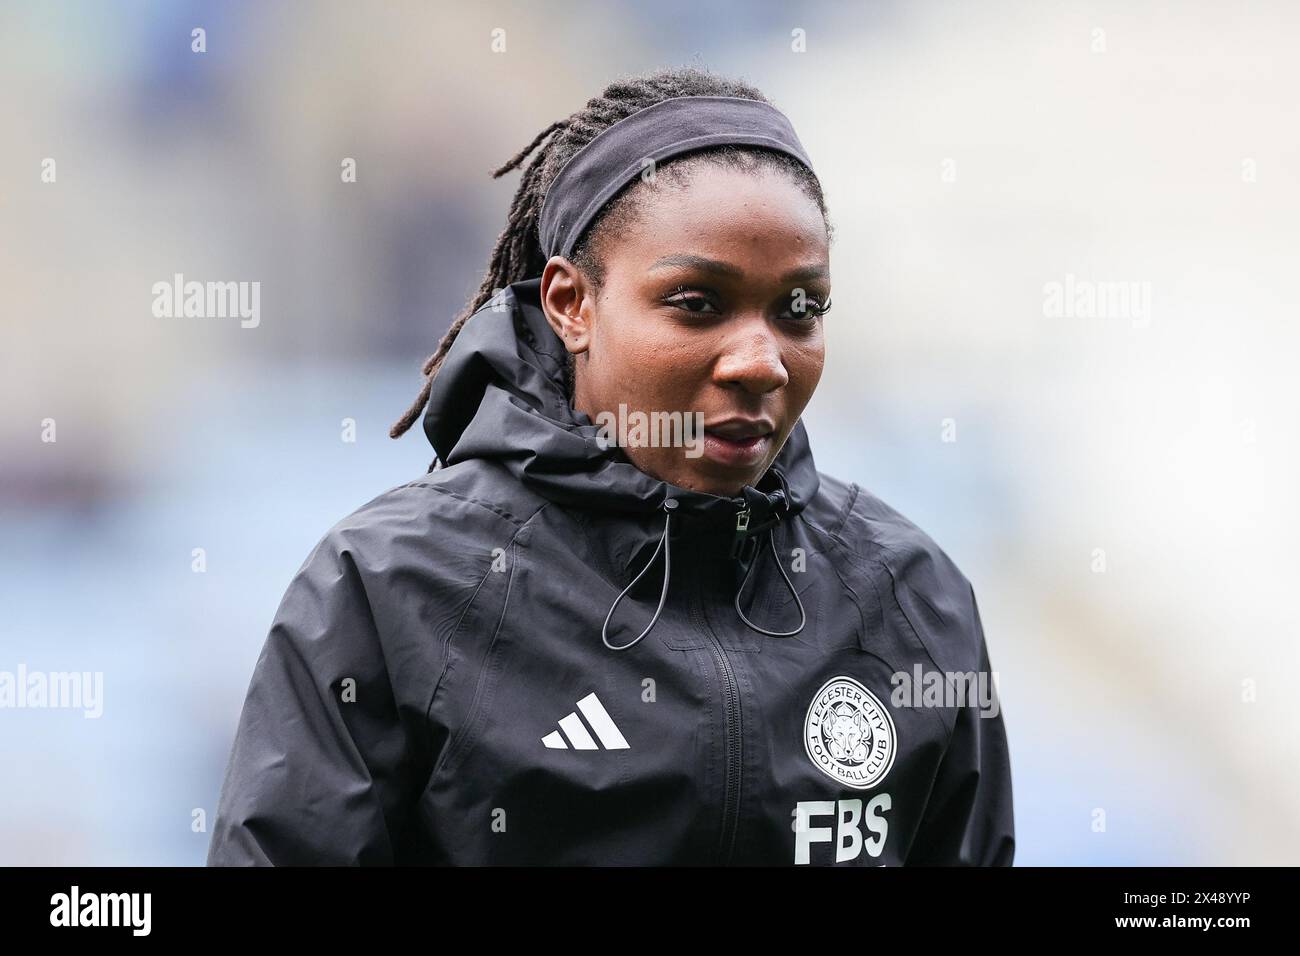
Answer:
388;66;832;443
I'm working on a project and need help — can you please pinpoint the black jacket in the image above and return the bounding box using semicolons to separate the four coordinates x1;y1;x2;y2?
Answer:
207;277;1015;866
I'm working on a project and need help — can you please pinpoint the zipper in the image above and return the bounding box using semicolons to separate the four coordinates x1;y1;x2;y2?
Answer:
702;622;742;865
698;500;751;864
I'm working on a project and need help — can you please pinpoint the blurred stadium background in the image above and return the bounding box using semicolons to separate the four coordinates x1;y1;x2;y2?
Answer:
2;0;1297;864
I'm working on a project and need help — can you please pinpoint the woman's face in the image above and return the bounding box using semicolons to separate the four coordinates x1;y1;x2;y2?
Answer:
540;163;830;497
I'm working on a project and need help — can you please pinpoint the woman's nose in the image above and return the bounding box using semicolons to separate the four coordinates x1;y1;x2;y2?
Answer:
712;320;790;394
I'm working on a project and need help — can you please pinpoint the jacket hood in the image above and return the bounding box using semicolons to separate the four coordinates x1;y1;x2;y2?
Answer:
421;277;821;532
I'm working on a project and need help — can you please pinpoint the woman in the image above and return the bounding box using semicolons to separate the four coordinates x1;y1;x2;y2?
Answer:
207;67;1014;866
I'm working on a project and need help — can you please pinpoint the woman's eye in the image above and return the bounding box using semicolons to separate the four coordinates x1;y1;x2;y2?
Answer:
782;295;831;321
664;286;720;315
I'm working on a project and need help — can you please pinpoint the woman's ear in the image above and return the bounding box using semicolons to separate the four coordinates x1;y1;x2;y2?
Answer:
539;256;594;354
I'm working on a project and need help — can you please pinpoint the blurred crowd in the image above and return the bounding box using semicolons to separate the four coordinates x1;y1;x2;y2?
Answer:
2;0;1297;864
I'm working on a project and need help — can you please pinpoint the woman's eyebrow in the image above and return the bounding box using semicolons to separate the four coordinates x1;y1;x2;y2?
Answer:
648;254;829;284
649;254;743;277
780;263;832;284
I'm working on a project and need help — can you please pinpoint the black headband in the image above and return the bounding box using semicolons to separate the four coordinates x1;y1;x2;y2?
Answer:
537;95;817;261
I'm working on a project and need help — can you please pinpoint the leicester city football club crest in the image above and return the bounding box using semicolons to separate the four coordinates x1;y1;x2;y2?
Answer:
804;675;897;789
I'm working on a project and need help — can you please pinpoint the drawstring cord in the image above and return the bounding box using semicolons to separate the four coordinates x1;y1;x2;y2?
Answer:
600;492;806;652
734;529;806;638
601;500;677;651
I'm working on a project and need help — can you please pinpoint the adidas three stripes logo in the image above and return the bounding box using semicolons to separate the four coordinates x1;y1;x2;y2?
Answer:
542;692;630;750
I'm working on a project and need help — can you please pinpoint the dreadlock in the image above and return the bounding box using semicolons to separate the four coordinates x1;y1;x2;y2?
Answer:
388;66;833;446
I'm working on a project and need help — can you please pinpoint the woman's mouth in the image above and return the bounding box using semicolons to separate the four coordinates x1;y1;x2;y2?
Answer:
702;422;775;469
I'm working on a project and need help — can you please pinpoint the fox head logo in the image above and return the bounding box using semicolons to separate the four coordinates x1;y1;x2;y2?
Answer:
823;702;871;764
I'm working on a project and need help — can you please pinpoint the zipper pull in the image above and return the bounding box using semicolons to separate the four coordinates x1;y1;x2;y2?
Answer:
730;506;753;561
